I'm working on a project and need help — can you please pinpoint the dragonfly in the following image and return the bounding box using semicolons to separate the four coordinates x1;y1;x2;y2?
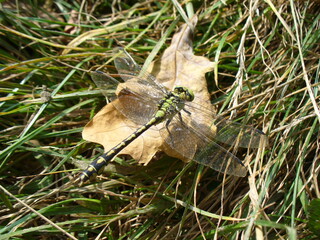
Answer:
79;48;266;184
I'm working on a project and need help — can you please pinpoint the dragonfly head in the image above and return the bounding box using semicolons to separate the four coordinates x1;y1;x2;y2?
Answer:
173;86;194;102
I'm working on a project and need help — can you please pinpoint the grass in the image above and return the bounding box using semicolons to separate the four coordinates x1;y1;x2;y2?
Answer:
0;0;319;239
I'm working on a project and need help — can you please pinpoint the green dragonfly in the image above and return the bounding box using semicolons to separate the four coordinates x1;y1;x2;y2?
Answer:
79;48;266;183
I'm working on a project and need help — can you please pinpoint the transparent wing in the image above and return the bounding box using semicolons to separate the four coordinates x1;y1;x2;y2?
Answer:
159;116;198;162
91;71;160;125
213;118;266;148
117;75;166;101
116;90;159;125
91;48;173;125
159;115;247;177
184;101;267;148
113;47;141;81
113;48;169;96
193;138;247;177
159;101;266;177
91;70;118;98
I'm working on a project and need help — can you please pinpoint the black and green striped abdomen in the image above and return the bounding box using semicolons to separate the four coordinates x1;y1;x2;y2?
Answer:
79;116;161;183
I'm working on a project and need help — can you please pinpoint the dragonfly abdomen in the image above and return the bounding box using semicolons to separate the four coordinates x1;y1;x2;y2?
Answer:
79;116;163;184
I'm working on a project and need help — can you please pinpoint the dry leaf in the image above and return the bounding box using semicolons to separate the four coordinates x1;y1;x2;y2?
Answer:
83;16;216;165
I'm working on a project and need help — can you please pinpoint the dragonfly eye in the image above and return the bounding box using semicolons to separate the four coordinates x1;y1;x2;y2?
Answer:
173;86;194;101
186;88;194;101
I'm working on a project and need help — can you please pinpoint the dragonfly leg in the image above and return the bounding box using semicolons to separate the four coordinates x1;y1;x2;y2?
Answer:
182;108;191;115
178;112;183;123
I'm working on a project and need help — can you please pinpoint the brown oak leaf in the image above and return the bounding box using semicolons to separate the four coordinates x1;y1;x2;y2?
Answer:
82;16;216;166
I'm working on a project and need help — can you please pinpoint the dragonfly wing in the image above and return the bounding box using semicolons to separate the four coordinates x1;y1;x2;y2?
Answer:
159;116;198;161
160;114;247;177
91;71;162;125
184;101;266;148
213;119;267;148
113;47;141;80
91;70;164;102
113;48;169;96
193;138;247;177
91;71;118;98
118;76;166;100
116;90;158;125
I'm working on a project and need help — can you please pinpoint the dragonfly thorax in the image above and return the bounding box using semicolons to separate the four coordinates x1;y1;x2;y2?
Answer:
153;86;194;124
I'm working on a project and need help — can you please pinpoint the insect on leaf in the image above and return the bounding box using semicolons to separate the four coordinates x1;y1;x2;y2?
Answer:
82;16;216;165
